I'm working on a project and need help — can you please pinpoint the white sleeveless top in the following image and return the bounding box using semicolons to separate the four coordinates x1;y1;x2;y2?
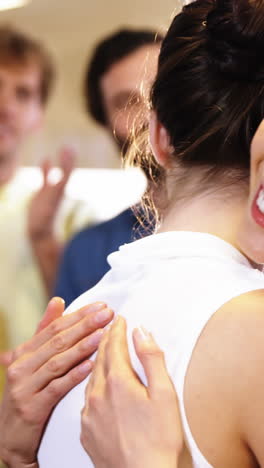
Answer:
38;232;264;468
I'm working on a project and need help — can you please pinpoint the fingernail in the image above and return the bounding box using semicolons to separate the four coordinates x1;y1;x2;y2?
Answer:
95;307;113;323
134;326;152;342
51;297;65;306
79;360;93;374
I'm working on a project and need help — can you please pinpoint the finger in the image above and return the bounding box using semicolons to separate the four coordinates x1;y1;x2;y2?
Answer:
40;158;51;186
104;316;132;376
35;297;65;335
13;306;113;378
51;147;76;204
83;372;93;415
132;327;174;398
86;326;111;399
28;328;105;393
13;302;113;360
39;359;93;411
59;147;76;185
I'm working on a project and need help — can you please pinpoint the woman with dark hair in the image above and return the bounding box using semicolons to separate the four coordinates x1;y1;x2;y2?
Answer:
2;0;264;466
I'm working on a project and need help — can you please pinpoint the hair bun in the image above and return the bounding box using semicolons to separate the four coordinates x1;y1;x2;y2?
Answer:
205;0;264;82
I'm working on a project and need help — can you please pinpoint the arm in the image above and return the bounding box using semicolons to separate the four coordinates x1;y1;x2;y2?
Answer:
182;289;264;467
233;291;264;466
0;298;113;468
81;316;183;468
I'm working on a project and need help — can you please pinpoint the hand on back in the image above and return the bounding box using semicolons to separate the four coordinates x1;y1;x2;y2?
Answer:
0;297;113;468
81;316;183;468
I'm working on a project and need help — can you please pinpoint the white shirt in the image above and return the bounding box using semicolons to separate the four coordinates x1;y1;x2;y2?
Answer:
38;231;264;468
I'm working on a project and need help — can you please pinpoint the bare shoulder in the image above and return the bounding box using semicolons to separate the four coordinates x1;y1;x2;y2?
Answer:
215;288;264;353
184;289;264;467
186;287;264;399
223;287;264;317
193;288;264;361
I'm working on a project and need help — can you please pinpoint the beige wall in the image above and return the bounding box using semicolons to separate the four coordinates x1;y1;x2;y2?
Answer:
0;0;183;167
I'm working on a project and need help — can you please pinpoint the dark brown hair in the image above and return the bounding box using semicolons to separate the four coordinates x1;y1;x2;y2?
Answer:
0;26;55;105
132;0;264;196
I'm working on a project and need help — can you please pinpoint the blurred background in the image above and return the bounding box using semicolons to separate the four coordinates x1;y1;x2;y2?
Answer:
0;0;190;438
0;0;185;397
0;0;179;168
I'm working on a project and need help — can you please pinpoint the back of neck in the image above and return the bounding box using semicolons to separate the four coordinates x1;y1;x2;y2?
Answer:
158;188;247;252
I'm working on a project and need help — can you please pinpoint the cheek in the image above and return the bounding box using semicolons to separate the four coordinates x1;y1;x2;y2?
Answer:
17;105;41;133
237;210;264;264
110;110;131;139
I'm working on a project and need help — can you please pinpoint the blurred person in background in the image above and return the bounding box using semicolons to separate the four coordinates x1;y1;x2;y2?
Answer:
0;27;93;368
54;28;163;306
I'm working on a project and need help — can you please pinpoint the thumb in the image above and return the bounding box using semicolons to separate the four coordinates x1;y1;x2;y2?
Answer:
35;297;65;334
133;327;174;398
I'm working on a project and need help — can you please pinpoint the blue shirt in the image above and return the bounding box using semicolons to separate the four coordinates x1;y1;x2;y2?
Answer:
54;208;148;306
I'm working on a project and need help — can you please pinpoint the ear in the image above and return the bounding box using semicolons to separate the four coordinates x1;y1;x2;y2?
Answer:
149;112;172;168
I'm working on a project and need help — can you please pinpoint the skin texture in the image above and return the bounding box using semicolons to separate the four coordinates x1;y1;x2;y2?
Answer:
184;290;264;467
147;115;264;466
0;298;114;468
81;316;183;468
0;307;184;468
